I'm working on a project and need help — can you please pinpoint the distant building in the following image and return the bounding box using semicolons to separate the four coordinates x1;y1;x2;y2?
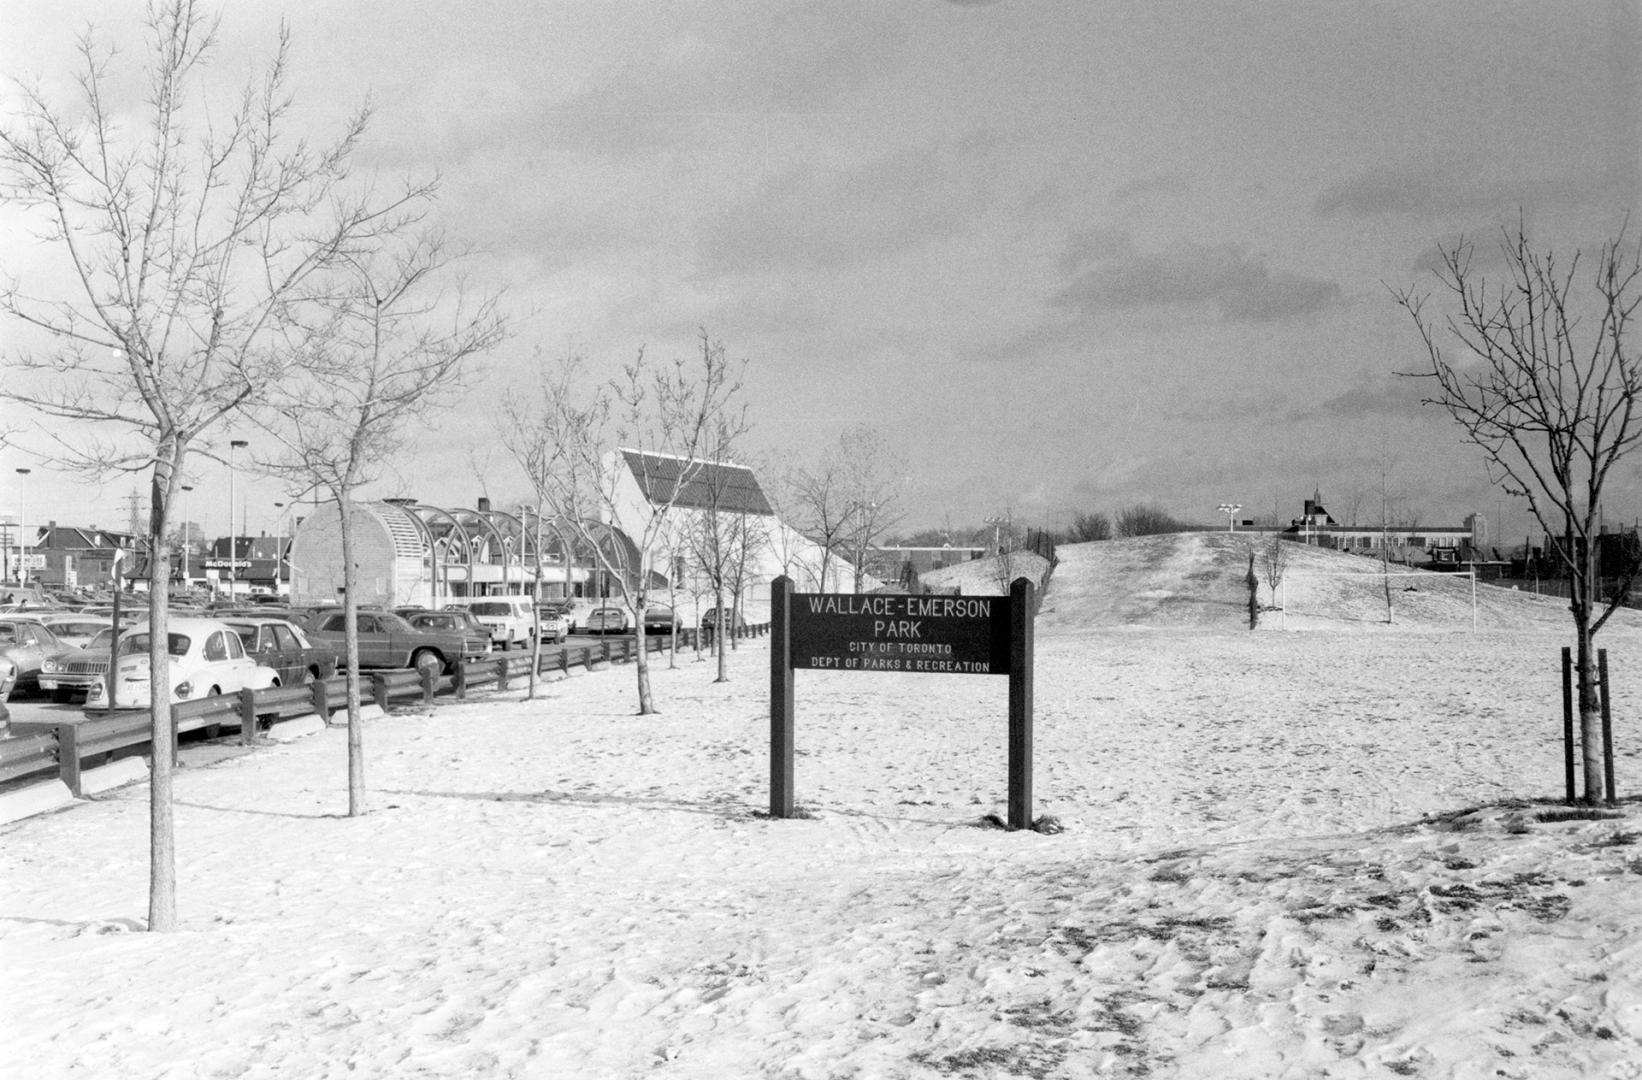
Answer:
1281;490;1485;567
17;522;137;591
604;448;872;601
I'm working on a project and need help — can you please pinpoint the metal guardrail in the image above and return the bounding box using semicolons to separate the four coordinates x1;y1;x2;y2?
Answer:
2;621;770;797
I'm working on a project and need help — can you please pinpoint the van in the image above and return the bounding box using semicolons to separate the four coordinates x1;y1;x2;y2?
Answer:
460;597;538;650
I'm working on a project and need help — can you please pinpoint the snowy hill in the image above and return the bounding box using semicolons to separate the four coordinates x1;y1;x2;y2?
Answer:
1038;531;1624;633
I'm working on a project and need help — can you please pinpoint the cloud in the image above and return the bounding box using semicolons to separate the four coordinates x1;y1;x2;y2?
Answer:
1112;173;1192;205
1302;373;1433;421
1314;166;1614;220
1049;231;1342;324
694;134;1002;277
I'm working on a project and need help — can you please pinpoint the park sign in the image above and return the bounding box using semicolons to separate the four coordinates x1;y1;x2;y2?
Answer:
769;575;1037;829
789;592;1011;674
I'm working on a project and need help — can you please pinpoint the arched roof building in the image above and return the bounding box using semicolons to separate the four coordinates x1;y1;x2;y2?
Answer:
288;499;638;609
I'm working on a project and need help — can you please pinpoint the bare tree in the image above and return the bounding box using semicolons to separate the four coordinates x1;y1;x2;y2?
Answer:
257;228;506;816
500;332;747;714
0;2;406;930
788;455;852;592
1260;534;1289;610
684;433;743;681
1397;222;1642;804
1070;511;1112;542
837;426;906;594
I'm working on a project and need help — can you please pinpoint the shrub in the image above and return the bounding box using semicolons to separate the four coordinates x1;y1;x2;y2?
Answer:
1116;503;1185;537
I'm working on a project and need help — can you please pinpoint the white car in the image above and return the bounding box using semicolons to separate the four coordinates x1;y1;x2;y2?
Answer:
534;606;570;645
458;597;541;650
85;617;280;710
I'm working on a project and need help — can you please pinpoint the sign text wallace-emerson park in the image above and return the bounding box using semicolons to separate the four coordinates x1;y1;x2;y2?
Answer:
788;592;1012;674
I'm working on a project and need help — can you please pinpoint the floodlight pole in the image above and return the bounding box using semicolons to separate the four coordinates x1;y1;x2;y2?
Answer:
228;439;248;598
15;468;30;588
1217;503;1242;533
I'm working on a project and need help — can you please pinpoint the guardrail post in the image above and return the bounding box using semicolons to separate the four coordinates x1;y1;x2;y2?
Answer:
420;664;437;703
497;657;511;691
455;661;468;700
371;673;389;709
602;641;612;665
57;722;83;797
559;648;569;675
239;688;258;744
311;678;332;723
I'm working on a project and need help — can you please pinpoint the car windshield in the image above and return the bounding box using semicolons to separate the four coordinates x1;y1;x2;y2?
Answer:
468;603;509;616
117;632;191;657
89;628;117;650
50;621;106;637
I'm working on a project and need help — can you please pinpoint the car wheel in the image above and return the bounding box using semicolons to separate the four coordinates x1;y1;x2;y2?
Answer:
302;668;317;685
412;649;444;678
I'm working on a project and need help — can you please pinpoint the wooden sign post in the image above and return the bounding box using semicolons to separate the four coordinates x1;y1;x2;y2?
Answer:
769;575;1037;828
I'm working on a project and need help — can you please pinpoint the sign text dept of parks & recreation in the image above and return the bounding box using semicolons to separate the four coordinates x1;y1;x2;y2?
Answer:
789;592;1011;675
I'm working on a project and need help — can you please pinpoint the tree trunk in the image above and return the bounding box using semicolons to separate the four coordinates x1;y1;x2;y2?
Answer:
1572;526;1604;803
633;591;655;714
714;585;728;683
339;494;366;816
1246;549;1259;630
528;564;541;700
147;461;177;932
1575;618;1603;802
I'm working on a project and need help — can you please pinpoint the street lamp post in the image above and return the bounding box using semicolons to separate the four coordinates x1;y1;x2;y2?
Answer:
14;468;31;589
273;501;286;599
228;439;248;598
1217;503;1242;533
180;484;194;589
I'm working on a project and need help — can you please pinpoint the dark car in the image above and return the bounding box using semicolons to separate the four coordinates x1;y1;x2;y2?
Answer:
222;616;339;686
394;606;488;636
699;607;748;636
0;618;79;696
642;605;680;635
303;610;490;677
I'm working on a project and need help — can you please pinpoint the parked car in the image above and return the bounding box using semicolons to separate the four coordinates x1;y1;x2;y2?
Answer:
221;616;339;686
85;617;281;710
38;622;141;703
553;597;593;634
534;606;570;645
457;597;540;650
642;605;680;635
0;618;79;696
303;610;491;677
39;614;116;649
699;607;748;636
583;605;630;635
394;607;491;642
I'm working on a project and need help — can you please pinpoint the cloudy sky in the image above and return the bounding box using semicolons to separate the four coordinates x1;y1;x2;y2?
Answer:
3;0;1640;543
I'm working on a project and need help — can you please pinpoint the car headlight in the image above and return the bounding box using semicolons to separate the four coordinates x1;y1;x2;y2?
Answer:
42;657;62;673
174;680;193;698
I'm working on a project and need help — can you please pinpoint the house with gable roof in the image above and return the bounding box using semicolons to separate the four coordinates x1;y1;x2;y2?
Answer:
604;448;869;607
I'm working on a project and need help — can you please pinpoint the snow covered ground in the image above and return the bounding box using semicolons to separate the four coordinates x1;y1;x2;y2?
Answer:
4;535;1642;1078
